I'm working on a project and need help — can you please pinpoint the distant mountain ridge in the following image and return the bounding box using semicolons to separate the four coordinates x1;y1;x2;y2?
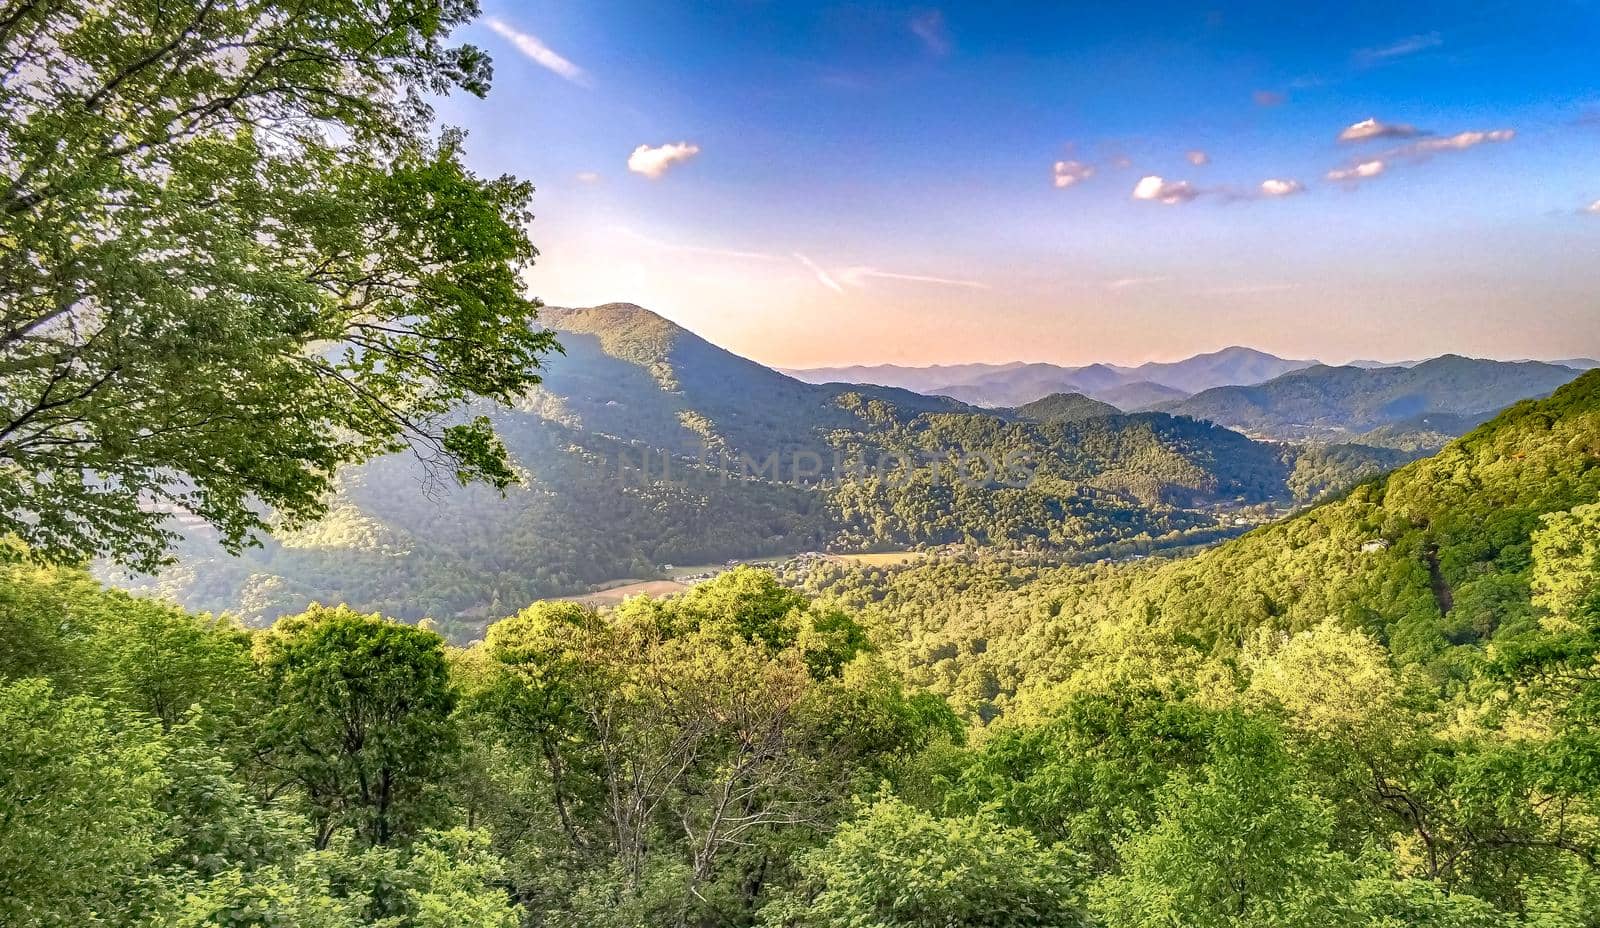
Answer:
1156;355;1584;445
790;348;1594;410
792;346;1318;407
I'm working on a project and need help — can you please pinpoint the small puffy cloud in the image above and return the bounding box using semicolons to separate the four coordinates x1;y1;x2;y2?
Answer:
1339;117;1420;143
1260;178;1305;197
1132;175;1199;204
486;18;588;86
1053;160;1094;188
1326;160;1386;183
909;10;950;55
1186;149;1210;166
1356;32;1442;65
575;171;601;183
1253;90;1287;107
1586;200;1600;214
627;142;701;179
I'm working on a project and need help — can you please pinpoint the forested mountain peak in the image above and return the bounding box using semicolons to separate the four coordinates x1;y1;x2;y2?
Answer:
1015;392;1123;422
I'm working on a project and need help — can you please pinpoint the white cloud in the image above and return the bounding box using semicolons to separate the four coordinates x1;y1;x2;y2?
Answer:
1053;160;1094;188
1260;178;1305;197
909;10;951;55
628;142;701;179
1131;175;1199;204
1326;160;1386;183
793;253;844;293
575;171;601;183
485;18;588;86
1356;32;1442;65
1587;200;1600;214
1186;149;1210;166
1338;117;1420;142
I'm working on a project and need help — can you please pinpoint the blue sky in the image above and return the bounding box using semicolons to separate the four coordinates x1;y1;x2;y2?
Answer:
435;1;1600;367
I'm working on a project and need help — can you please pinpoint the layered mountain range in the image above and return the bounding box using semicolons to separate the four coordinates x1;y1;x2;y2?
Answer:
121;303;1444;628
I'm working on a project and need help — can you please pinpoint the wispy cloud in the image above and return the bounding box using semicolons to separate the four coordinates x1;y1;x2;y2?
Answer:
486;17;588;86
1186;149;1210;166
1207;283;1296;295
1259;178;1305;197
1355;31;1442;65
793;253;845;292
615;226;783;262
909;10;951;55
619;227;983;291
1253;90;1287;107
1132;175;1199;205
1327;160;1387;183
1400;128;1515;154
837;267;989;290
1106;276;1166;291
627;142;701;179
1585;200;1600;214
1338;117;1421;143
575;171;601;183
1327;126;1515;185
1053;160;1094;188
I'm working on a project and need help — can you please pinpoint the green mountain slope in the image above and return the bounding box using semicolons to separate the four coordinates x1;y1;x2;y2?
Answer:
801;369;1600;714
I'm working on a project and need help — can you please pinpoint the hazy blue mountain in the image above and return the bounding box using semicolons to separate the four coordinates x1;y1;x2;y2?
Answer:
790;346;1317;407
781;361;1025;393
1118;346;1316;394
1158;355;1584;445
1091;380;1191;409
1344;359;1420;369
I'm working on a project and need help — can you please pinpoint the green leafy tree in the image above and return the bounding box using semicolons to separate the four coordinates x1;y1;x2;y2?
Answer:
164;827;522;928
761;797;1090;928
0;679;169;927
255;605;459;848
0;0;558;570
1092;714;1359;928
